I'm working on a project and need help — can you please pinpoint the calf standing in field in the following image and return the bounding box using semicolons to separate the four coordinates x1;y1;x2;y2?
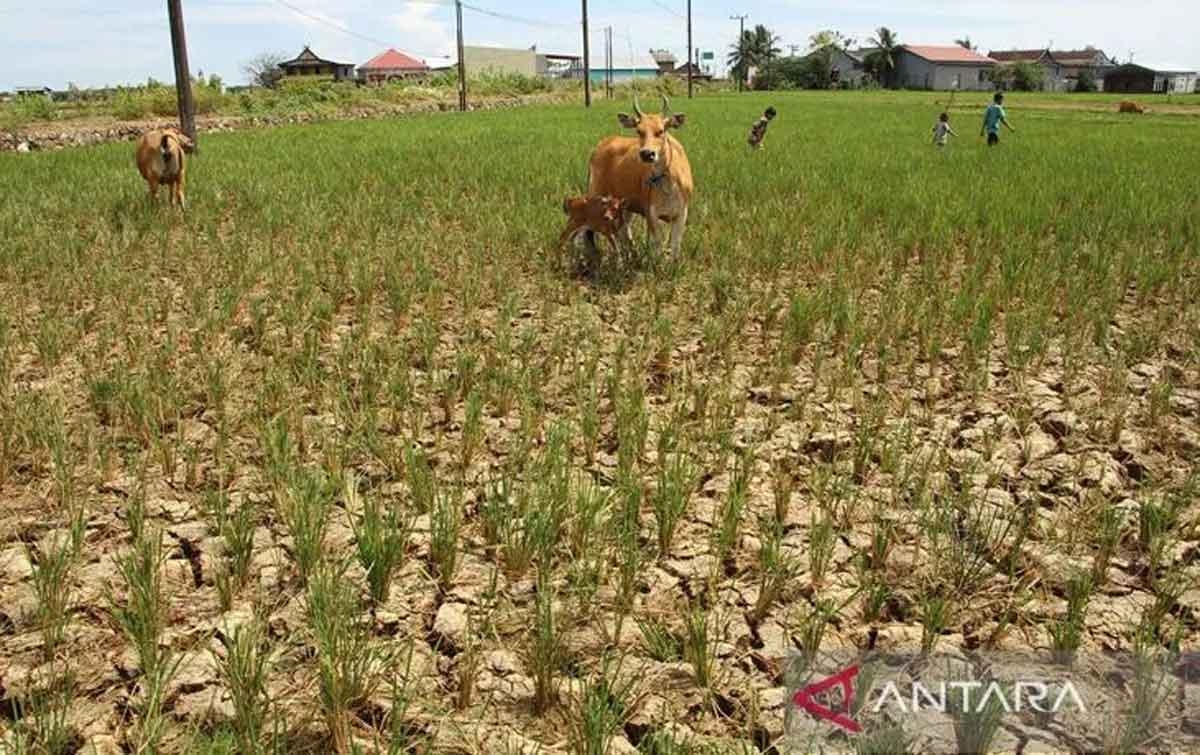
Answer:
587;95;694;258
559;195;631;253
136;128;194;208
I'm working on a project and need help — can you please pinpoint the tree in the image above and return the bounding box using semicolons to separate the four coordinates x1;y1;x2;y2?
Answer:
991;61;1045;91
954;37;976;51
728;24;781;89
243;52;287;89
865;27;899;88
1074;69;1098;92
803;30;854;89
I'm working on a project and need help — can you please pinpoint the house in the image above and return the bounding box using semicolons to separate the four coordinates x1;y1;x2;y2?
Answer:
1104;63;1199;94
15;86;54;100
278;46;355;82
650;50;677;75
462;46;582;78
581;50;661;84
894;45;997;90
1051;48;1116;90
359;49;429;84
988;49;1063;90
672;61;713;82
830;49;869;87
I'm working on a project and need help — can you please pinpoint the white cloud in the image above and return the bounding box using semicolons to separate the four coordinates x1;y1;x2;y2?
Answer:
391;3;456;60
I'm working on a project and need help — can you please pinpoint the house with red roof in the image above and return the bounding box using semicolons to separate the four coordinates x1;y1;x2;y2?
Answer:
358;49;430;84
894;45;998;91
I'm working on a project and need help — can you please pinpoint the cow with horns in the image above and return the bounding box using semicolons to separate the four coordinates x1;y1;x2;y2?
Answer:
587;95;694;258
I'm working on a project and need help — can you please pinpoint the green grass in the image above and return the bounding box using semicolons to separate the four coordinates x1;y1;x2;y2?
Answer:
0;89;1197;751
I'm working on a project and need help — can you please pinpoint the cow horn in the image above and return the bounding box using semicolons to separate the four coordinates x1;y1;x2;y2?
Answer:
661;95;672;116
632;95;644;119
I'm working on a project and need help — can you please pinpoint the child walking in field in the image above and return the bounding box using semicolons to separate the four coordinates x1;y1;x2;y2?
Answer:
981;92;1016;146
748;106;777;150
932;112;957;147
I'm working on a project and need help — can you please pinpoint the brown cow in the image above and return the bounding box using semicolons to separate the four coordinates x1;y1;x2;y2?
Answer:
1118;101;1145;114
135;127;194;208
588;95;694;257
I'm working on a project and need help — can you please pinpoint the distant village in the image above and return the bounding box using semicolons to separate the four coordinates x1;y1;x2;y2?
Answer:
5;39;1198;102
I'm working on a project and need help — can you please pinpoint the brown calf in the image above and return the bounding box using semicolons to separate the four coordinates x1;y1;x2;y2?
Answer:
560;195;630;252
587;95;694;257
1118;101;1145;114
136;128;194;208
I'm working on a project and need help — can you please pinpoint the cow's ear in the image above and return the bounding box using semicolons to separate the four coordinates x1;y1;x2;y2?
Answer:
617;112;639;129
668;113;687;130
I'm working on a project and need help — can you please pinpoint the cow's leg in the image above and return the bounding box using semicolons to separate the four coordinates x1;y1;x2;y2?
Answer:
645;212;662;254
669;206;689;258
147;177;160;203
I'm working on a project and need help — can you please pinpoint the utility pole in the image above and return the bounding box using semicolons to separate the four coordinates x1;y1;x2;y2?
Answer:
686;0;693;98
456;0;467;111
606;27;614;98
730;14;748;91
166;0;196;148
582;0;591;107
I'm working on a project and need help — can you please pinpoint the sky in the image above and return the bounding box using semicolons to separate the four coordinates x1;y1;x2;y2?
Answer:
1;0;1197;90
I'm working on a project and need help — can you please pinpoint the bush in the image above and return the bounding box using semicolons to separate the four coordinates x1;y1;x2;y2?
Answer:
1075;70;1098;93
991;62;1045;92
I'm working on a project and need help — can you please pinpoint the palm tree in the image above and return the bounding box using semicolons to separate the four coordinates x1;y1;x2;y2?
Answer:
728;24;781;89
955;36;976;51
866;26;899;88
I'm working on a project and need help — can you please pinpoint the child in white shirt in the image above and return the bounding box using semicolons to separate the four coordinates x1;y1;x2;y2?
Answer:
932;112;957;147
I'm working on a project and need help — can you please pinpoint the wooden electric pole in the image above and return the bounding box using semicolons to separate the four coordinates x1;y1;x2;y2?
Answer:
686;0;693;98
456;0;467;111
167;0;196;148
582;0;591;107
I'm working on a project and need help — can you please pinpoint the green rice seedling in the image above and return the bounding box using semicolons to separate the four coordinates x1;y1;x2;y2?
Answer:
919;591;952;657
637;615;683;662
771;457;794;526
1049;571;1093;666
348;474;409;605
807;512;836;589
6;666;77;755
280;467;334;584
859;568;891;624
460;388;484;469
430;488;462;594
949;676;1007;755
793;597;838;669
568;475;610;561
611;501;643;645
751;515;803;626
682;600;715;690
214;621;273;755
652;452;696;560
867;515;895;574
566;655;639;755
526;578;565;715
385;641;428;755
28;533;76;658
111;528;181;753
110;527;170;678
404;445;437;513
306;561;389;754
712;444;753;573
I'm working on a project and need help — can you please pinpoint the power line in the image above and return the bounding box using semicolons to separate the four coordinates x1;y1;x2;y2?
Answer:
649;0;684;20
263;0;448;60
461;3;576;30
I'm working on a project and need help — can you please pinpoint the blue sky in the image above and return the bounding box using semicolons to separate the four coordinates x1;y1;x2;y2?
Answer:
1;0;1197;90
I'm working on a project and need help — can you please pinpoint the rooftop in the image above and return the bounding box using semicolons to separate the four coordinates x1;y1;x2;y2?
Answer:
360;49;428;71
903;45;996;65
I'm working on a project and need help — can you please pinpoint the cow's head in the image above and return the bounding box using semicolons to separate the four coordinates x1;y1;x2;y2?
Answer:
617;95;686;165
